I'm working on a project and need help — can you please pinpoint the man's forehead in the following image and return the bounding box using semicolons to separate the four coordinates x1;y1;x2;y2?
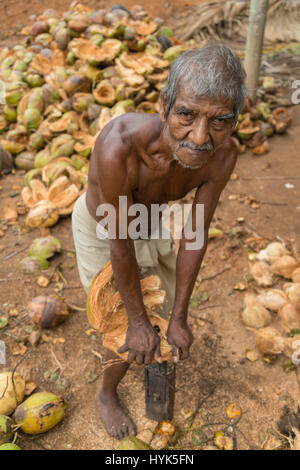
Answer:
174;82;234;113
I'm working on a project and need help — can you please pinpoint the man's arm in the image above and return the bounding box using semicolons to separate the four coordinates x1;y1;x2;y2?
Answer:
167;143;238;361
96;138;161;365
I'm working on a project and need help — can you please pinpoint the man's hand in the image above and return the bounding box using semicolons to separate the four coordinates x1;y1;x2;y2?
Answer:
167;317;194;363
118;318;162;365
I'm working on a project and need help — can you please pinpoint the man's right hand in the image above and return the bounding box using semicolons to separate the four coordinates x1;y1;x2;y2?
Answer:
118;318;162;365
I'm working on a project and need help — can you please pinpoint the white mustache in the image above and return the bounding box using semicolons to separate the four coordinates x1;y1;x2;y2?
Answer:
180;141;214;152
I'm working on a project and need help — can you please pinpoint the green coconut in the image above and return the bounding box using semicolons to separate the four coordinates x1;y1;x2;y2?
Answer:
0;140;25;155
13;392;66;435
111;99;135;116
13;60;28;72
29;133;45;151
3;106;17;123
90;34;104;46
15;152;35;171
67;51;76;65
29;236;61;260
256;102;271;120
79;64;102;82
20;256;50;273
34;148;52;168
163;45;187;62
118;436;151;450
27;89;44;113
24;109;43;130
25;73;45;88
0;415;14;444
71;154;86;170
51;141;75;160
260;121;274;137
5;83;25;106
0;443;21;450
24;168;41;187
156;27;173;37
6;125;28;142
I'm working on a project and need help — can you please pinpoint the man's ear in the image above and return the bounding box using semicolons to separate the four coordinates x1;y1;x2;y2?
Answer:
159;92;167;123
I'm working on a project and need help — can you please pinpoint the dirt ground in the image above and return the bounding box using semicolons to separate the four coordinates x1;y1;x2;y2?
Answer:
0;0;299;452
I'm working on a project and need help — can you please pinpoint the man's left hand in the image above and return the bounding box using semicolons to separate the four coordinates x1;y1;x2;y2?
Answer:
166;316;194;363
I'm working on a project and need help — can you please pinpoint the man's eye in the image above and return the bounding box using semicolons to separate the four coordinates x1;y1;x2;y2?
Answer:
212;117;227;127
179;111;193;117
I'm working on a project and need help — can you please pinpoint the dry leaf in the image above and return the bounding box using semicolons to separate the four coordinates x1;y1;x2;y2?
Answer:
11;343;27;356
41;333;53;343
245;349;258;362
36;275;50;287
226;403;242;420
53;337;66;344
233;282;247;291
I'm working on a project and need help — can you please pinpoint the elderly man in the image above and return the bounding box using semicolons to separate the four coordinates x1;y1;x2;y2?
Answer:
72;41;246;439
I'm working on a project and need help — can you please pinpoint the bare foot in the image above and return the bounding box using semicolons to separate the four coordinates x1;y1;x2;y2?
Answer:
97;388;137;439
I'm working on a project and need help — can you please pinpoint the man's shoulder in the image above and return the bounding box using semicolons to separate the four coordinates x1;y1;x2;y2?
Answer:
205;137;238;183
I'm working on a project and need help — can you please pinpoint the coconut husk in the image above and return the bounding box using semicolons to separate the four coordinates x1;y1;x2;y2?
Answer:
86;261;172;363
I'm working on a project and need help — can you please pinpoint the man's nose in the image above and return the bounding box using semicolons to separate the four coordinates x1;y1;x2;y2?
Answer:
189;116;210;147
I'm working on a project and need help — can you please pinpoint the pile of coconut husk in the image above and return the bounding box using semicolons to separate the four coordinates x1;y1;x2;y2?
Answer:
172;0;300;44
0;2;294;227
241;242;300;361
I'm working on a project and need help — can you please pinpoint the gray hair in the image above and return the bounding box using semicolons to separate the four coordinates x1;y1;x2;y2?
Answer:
161;41;246;128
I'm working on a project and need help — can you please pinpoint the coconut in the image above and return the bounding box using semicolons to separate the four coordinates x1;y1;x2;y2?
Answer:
27;89;45;113
291;268;300;283
25;72;45;88
0;140;25;155
256;242;289;264
0;415;14;444
0;372;25;416
242;293;271;328
3;106;17;123
249;261;274;287
5;83;25;106
29;236;61;260
63;74;91;96
271;256;299;279
163;45;187;62
111;99;135;116
34;148;52;168
118;436;151;450
47;176;79;214
252;140;269;156
284;283;300;311
31;21;49;36
20;256;50;273
41;84;60;104
279;303;300;333
255;327;286;355
257;289;287;312
26;200;60;228
29;133;45;151
69;14;90;33
0;443;21;450
27;296;69;328
0;145;13;174
93;83;116;106
15;152;35;171
13;392;66;434
24;108;43;130
90;9;106;25
72;93;94;112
